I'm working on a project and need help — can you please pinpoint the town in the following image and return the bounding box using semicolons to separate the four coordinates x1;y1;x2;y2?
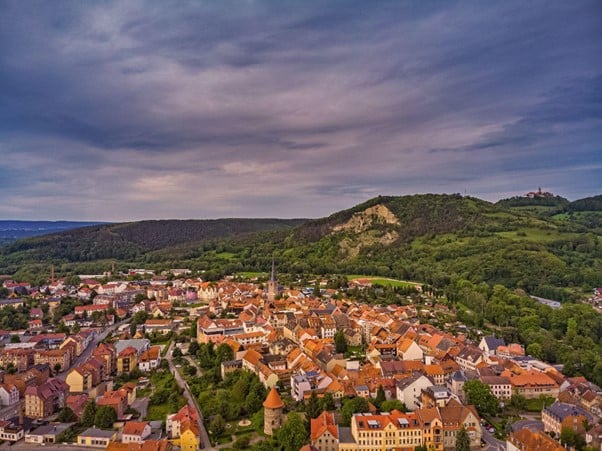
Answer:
0;267;600;451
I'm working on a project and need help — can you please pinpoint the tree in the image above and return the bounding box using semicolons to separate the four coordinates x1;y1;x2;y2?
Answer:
415;446;428;451
215;343;234;365
560;427;586;450
455;426;470;451
334;329;348;354
57;406;77;423
381;400;406;413
374;385;386;408
463;380;499;416
305;391;323;419
341;397;370;426
188;341;199;356
209;414;226;437
509;394;527;411
322;392;336;411
94;405;117;429
275;412;308;451
172;347;183;358
81;401;97;427
10;334;20;343
526;342;543;359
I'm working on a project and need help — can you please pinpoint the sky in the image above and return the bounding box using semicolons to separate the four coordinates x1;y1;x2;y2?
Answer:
0;1;601;221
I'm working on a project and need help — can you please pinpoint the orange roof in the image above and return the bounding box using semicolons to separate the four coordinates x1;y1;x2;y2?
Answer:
311;411;338;440
122;421;149;436
263;387;284;409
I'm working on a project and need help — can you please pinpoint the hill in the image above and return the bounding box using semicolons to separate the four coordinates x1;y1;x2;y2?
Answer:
1;194;601;300
0;218;306;279
0;221;108;245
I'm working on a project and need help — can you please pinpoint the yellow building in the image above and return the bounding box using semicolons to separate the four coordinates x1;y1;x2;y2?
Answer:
65;367;92;393
117;347;138;374
177;424;200;451
77;428;117;448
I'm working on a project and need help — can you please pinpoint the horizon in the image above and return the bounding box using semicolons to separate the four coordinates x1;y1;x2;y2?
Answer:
1;1;601;221
0;190;595;223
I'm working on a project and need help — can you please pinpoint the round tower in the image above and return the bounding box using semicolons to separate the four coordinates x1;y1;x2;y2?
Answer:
263;387;284;436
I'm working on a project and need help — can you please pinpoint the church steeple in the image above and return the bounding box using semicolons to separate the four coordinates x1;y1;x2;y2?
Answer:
267;255;278;302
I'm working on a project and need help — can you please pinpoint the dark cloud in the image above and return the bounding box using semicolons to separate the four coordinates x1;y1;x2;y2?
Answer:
0;0;600;220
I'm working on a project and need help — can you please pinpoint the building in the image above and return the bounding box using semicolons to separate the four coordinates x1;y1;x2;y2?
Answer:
25;378;69;418
263;387;284;436
0;383;19;406
138;346;162;372
396;374;433;411
122;421;152;443
311;411;339;451
480;375;512;401
339;410;424;451
507;370;560;399
542;401;593;436
166;404;200;451
0;420;23;443
507;428;564;451
117;347;139;374
77;428;117;448
97;390;129;418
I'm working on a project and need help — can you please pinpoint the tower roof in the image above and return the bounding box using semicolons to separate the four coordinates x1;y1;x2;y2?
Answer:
263;387;284;409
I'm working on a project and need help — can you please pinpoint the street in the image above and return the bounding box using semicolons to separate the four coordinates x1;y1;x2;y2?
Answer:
481;428;506;451
57;319;129;381
166;342;214;450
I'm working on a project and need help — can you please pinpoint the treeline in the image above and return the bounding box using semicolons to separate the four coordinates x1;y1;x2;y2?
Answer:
447;280;602;386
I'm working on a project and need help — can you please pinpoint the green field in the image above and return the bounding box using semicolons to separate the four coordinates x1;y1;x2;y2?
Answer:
236;271;268;279
495;228;572;242
346;275;420;288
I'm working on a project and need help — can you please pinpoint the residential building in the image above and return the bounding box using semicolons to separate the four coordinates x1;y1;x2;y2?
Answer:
77;428;117;448
139;346;162;372
122;421;152;443
542;401;593;436
480;375;512;401
396;374;433;410
0;384;19;406
25;378;69;418
311;411;339;451
0;420;23;443
117;347;139;374
507;428;564;451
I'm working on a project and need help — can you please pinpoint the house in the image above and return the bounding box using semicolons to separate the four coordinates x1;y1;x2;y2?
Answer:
117;347;139;374
455;346;484;372
138;346;162;372
507;428;564;451
77;428;117;448
396;374;433;410
542;401;593;436
0;420;24;443
122;421;152;443
480;375;512;401
166;405;200;451
66;367;93;393
478;336;505;360
0;348;34;372
97;390;129;418
92;342;117;378
25;422;75;444
397;338;424;361
0;383;19;406
506;370;560;399
310;411;339;451
25;378;69;418
439;400;482;449
144;319;173;335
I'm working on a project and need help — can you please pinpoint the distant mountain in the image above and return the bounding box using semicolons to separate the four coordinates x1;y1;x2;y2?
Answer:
0;218;306;276
1;194;601;301
0;221;108;244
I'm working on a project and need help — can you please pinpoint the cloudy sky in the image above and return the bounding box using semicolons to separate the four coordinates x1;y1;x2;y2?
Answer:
1;1;601;221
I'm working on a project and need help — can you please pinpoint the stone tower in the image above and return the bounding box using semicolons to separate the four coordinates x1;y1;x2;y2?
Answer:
266;256;278;302
263;387;284;435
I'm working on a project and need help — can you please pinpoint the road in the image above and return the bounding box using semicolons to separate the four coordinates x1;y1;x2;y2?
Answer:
167;342;214;450
57;319;129;381
481;428;505;451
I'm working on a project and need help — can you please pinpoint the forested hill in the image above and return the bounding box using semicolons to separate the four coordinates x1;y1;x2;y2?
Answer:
1;193;601;301
0;218;306;274
0;221;107;245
